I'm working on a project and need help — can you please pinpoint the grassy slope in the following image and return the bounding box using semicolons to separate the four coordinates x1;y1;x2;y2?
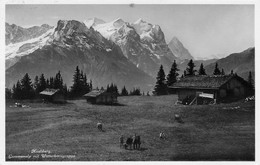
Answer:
6;95;255;161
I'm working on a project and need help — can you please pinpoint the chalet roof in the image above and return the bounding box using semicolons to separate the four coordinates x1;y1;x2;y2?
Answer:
40;88;60;96
170;75;239;89
83;90;105;97
83;89;117;97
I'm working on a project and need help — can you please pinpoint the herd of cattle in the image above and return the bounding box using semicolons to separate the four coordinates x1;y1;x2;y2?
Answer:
96;114;184;150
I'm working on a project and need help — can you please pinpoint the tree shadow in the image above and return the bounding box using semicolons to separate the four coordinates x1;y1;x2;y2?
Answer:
103;103;126;106
125;147;148;152
137;147;148;151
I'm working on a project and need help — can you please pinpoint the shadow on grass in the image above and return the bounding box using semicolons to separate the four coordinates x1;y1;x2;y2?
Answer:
124;147;148;152
138;147;148;152
100;103;126;106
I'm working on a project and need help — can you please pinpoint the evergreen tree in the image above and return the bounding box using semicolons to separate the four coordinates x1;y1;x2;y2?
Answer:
20;73;34;99
213;63;221;75
198;63;206;75
71;66;82;97
154;65;168;95
247;71;254;95
221;68;225;75
62;84;68;98
146;91;150;96
54;71;63;90
114;84;119;95
89;80;93;91
83;73;90;94
70;66;91;97
184;71;187;77
121;86;129;96
186;59;196;76
108;83;114;93
12;84;16;99
6;88;12;99
106;84;110;92
49;77;54;88
13;80;22;99
230;70;234;75
79;70;84;90
39;73;46;92
248;71;254;89
130;88;141;96
166;60;179;86
33;75;40;94
46;79;50;88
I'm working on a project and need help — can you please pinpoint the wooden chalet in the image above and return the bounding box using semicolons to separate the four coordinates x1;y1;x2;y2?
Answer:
39;88;65;103
83;89;117;104
169;74;251;104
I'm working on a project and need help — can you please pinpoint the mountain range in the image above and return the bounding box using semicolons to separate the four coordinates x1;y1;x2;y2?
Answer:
5;18;254;91
84;18;176;76
5;23;53;45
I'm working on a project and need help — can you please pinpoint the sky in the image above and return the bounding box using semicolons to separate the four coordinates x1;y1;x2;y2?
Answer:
5;4;254;59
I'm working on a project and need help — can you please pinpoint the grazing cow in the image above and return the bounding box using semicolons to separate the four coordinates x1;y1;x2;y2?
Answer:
133;135;141;150
97;122;102;131
15;102;22;107
119;135;124;148
159;132;166;139
175;114;184;123
126;137;133;149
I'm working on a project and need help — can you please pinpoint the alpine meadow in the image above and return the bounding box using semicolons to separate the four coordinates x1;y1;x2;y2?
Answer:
5;4;255;161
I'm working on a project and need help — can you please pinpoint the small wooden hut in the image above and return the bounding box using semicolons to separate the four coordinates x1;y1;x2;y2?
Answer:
39;88;65;103
83;90;117;104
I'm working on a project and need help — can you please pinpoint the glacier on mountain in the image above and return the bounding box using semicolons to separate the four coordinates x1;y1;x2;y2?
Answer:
5;27;55;60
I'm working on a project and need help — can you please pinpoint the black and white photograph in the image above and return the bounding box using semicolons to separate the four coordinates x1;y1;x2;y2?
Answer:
2;0;258;162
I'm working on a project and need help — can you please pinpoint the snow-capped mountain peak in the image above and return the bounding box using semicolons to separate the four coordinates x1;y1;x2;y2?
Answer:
111;18;125;28
83;17;105;28
134;18;146;24
91;18;127;40
5;27;55;60
132;19;166;44
131;18;152;35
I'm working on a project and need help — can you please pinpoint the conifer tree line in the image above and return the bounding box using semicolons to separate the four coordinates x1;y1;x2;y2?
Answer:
11;72;68;100
106;83;119;95
153;59;254;95
93;84;142;96
8;66;93;100
104;84;142;96
7;65;146;100
119;86;143;96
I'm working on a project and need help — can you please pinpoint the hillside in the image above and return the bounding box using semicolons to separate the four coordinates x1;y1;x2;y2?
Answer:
177;59;218;76
204;48;255;80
